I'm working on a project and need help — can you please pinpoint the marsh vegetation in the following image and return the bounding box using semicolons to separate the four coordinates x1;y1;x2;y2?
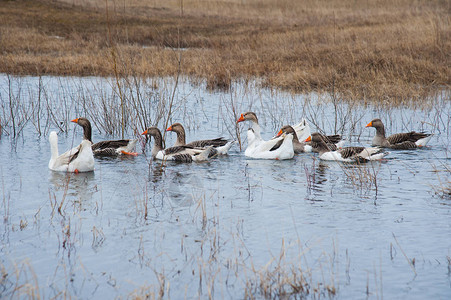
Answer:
0;0;449;102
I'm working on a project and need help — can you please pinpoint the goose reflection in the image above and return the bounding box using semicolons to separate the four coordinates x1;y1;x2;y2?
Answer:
312;162;328;192
49;171;96;202
165;171;203;208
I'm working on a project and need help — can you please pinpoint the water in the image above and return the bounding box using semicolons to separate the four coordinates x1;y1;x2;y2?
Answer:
1;75;450;299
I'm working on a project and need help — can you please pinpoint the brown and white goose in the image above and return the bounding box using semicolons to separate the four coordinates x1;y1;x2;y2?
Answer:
275;125;343;153
166;122;233;155
366;118;432;149
71;118;138;156
306;132;387;162
142;127;213;162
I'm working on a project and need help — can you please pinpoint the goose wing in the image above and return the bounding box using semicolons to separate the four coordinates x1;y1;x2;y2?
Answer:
310;141;338;152
388;141;417;149
186;138;228;148
269;139;284;151
55;144;82;165
170;153;194;163
338;147;365;159
164;145;197;155
92;139;137;155
324;134;342;144
92;139;130;150
387;132;429;145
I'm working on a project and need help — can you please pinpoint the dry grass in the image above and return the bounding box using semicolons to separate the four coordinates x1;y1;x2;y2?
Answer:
0;0;449;102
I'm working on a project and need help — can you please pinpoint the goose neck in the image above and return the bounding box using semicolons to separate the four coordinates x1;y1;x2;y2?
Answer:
175;129;186;146
251;122;262;140
375;124;386;138
82;121;93;142
151;131;164;158
49;133;59;159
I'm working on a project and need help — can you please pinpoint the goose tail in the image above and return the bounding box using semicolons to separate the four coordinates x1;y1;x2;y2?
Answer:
194;146;214;162
415;134;433;147
215;141;235;155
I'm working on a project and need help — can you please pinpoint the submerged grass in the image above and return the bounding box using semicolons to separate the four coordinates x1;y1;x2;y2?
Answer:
0;0;449;102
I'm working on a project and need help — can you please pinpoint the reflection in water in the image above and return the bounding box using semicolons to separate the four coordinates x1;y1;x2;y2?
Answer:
148;161;165;183
49;171;96;203
304;159;329;202
166;171;203;207
313;162;328;191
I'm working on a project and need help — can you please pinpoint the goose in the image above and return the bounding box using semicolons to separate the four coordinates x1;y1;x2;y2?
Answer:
166;122;234;155
236;112;309;141
275;125;343;153
245;129;294;160
306;132;387;162
48;131;95;173
71;118;138;156
142;127;213;162
366;118;432;149
236;112;307;156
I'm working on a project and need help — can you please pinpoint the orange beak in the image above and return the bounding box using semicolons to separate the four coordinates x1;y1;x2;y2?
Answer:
236;114;245;123
305;136;311;142
366;121;373;127
166;126;173;131
71;118;79;123
276;129;283;137
141;130;148;135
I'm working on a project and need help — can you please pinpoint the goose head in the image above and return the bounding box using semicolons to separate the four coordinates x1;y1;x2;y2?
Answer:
366;118;386;138
237;112;258;124
306;132;330;153
142;127;163;140
166;123;185;134
142;127;164;156
305;132;326;143
366;118;383;129
276;125;299;141
71;117;92;142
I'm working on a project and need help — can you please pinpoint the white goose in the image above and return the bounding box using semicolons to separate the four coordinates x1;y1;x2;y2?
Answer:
306;132;387;162
236;112;304;157
237;112;308;142
142;127;213;162
48;131;95;173
244;129;294;160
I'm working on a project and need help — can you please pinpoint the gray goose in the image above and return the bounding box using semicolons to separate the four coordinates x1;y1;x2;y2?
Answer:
72;118;138;156
166;122;233;155
142;127;213;162
306;132;387;162
275;125;342;153
366;119;432;149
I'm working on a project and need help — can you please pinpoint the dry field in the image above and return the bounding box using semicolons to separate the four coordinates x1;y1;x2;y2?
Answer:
0;0;449;102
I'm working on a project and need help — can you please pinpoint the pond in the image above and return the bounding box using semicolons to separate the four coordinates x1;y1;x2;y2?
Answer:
0;74;450;299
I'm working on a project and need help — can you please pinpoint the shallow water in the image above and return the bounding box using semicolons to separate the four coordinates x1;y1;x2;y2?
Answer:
1;75;450;299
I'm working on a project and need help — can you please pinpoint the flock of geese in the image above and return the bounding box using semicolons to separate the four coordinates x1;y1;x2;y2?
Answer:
48;113;433;173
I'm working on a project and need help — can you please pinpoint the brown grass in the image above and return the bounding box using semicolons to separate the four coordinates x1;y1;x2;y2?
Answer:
0;0;449;101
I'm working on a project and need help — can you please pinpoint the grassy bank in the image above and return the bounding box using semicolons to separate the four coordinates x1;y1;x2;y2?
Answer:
0;0;449;101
